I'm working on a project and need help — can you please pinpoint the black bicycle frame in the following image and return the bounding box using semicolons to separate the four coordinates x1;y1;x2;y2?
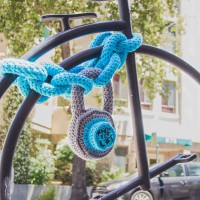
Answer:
0;0;200;200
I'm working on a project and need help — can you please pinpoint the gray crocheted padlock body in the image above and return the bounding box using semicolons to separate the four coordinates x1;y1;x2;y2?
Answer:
68;68;116;160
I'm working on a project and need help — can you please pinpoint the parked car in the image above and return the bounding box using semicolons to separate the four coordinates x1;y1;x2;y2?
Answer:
91;162;200;200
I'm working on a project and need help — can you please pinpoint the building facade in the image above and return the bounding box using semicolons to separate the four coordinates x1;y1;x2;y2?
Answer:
32;0;200;173
0;1;200;174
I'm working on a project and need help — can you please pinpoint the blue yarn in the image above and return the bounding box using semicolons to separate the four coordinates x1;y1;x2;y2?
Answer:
93;53;121;87
69;65;85;73
0;32;142;103
42;62;65;76
0;58;47;81
89;122;116;151
83;118;116;152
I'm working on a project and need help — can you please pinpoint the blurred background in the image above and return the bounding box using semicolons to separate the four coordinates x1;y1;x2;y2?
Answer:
0;0;199;199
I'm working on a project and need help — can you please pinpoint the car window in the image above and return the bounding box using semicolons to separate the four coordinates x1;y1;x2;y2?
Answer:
188;163;200;176
163;164;185;177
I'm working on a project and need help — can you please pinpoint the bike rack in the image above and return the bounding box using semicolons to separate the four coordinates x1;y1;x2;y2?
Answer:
0;0;199;199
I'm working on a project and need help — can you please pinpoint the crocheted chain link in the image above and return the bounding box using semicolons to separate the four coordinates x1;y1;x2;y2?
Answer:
0;32;142;103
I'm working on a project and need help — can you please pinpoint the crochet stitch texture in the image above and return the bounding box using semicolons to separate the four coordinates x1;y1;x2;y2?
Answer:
68;68;116;159
0;32;142;159
0;32;142;103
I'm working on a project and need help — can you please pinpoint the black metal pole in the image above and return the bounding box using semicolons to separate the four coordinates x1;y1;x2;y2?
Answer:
0;91;40;200
0;57;77;199
0;20;126;99
100;153;196;200
22;20;126;61
0;1;199;198
0;74;17;99
61;44;200;85
1;43;200;102
118;0;150;190
0;46;199;200
137;45;200;85
1;42;200;199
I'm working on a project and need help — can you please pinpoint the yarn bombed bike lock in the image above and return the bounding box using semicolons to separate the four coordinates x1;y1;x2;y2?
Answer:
0;0;199;200
69;68;116;160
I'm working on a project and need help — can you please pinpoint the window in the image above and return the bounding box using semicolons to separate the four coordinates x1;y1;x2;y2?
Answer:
162;23;176;53
139;79;152;110
188;163;200;176
112;74;128;107
163;164;184;177
161;81;176;113
163;30;176;53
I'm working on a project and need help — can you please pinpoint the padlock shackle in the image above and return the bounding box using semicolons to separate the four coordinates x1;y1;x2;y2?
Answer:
71;68;113;116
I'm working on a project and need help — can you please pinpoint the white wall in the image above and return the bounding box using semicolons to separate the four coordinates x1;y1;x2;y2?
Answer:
141;0;200;142
181;0;200;142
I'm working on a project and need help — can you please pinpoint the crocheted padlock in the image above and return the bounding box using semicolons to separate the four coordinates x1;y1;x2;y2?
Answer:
68;68;116;160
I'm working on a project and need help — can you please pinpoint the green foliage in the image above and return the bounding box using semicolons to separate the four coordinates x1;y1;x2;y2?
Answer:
0;0;183;191
0;0;98;57
0;86;23;148
100;167;123;182
29;138;56;185
0;86;32;184
0;0;183;98
99;0;183;100
37;188;56;200
54;138;73;184
57;97;71;107
55;138;73;163
13;122;32;183
86;162;124;185
54;139;123;186
85;160;97;186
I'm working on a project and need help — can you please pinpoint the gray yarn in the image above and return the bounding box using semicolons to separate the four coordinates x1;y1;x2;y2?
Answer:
71;68;113;116
68;68;115;160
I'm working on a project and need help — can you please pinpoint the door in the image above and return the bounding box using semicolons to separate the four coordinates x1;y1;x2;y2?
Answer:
160;164;191;199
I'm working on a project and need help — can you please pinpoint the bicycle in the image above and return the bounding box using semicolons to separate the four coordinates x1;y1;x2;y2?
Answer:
0;0;199;199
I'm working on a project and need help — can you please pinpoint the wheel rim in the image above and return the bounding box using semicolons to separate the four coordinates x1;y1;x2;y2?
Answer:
133;191;152;200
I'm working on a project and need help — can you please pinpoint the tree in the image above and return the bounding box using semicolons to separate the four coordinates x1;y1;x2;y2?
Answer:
100;0;182;99
0;0;99;58
0;86;32;183
0;1;99;199
54;138;73;185
0;0;182;199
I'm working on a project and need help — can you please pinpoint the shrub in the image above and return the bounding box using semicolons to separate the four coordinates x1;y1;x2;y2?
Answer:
86;161;124;186
55;138;73;164
0;86;32;184
101;167;124;182
29;138;56;185
37;188;56;200
54;138;73;185
86;160;98;185
54;138;124;186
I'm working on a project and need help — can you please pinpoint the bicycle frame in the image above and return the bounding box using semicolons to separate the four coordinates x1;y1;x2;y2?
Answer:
0;0;199;199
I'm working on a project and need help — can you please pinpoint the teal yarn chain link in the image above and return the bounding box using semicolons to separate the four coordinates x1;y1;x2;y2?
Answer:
0;32;142;103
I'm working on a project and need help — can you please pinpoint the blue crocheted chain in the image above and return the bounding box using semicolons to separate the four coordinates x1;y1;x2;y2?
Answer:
0;32;142;103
